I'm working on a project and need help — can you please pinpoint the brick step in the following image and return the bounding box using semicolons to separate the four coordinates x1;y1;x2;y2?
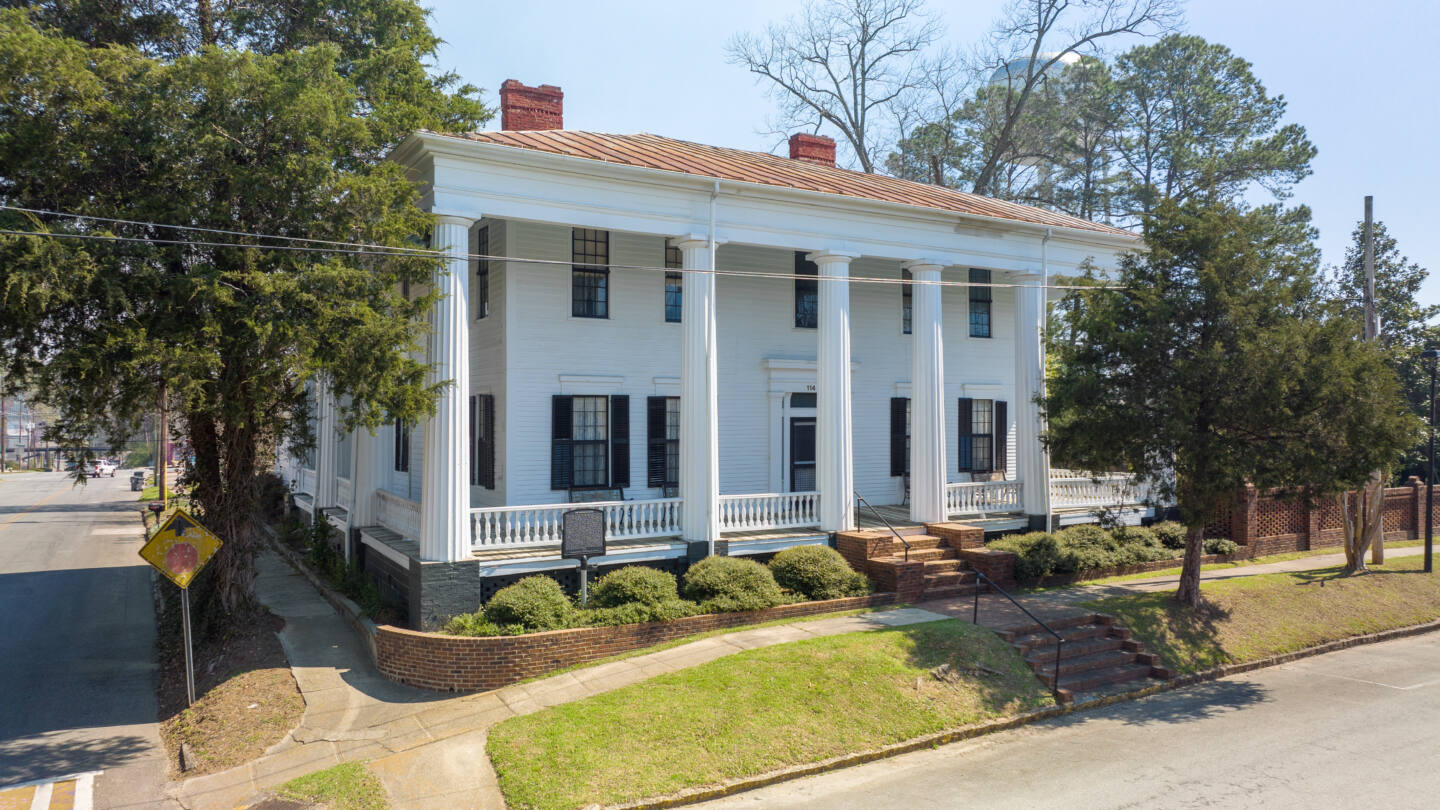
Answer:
1051;663;1153;693
922;558;966;573
1033;649;1140;678
923;569;977;588
920;583;986;600
906;547;957;562
1003;613;1111;640
1009;621;1116;652
1023;635;1126;664
895;534;945;550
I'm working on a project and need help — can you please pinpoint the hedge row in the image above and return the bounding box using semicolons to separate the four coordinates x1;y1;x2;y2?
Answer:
444;544;870;637
988;522;1238;582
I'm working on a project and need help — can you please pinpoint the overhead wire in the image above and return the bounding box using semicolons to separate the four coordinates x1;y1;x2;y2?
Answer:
0;205;1126;291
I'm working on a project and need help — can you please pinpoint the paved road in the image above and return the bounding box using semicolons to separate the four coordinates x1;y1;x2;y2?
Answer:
0;471;173;808
703;630;1440;809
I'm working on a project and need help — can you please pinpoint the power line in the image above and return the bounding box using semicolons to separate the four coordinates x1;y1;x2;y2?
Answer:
0;210;1125;291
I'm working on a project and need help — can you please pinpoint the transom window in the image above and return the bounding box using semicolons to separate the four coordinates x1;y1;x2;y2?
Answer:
572;229;609;319
664;245;683;323
794;252;818;329
969;268;992;338
571;396;609;487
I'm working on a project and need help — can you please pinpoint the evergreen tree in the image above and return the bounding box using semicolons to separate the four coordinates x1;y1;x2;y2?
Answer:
0;3;491;616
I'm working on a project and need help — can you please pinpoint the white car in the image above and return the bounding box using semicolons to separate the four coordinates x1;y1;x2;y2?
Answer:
91;460;117;477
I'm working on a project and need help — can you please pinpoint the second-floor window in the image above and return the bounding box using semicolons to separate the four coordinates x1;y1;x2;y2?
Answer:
572;228;609;318
795;252;818;328
393;418;410;473
475;226;490;319
664;245;683;323
969;268;992;338
901;268;913;334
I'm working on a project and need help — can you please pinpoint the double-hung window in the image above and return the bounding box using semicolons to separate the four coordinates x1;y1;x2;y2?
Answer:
393;418;410;473
968;268;992;338
572;229;609;318
664;245;683;323
475;226;490;319
470;394;495;488
901;268;913;335
551;395;631;490
794;252;818;328
890;398;910;476
957;398;1007;474
647;396;680;490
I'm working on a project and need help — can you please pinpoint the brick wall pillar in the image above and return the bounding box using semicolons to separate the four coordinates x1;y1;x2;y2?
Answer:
1305;499;1320;551
1230;485;1258;545
1410;476;1425;539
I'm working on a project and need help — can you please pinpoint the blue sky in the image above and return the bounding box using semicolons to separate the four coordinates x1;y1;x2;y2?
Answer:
425;0;1439;310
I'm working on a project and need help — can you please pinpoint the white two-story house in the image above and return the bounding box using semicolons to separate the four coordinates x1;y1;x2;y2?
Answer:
278;80;1142;628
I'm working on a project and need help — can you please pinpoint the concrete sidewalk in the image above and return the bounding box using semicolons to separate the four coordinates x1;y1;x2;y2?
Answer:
172;551;951;809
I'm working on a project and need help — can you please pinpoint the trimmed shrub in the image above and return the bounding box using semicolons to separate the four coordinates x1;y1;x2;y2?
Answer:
769;545;871;601
682;556;784;613
591;566;680;608
1153;521;1188;550
444;612;506;637
989;532;1063;581
485;576;574;631
1203;537;1240;556
580;599;700;627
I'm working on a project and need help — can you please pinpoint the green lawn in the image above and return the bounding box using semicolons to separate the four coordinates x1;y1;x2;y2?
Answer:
280;762;388;810
487;620;1052;810
1084;554;1440;674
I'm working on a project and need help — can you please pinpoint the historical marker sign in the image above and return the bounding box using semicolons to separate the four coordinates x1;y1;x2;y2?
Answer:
561;508;606;561
139;508;223;589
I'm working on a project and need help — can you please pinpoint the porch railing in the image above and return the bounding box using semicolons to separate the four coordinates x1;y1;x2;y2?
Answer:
297;467;316;496
945;480;1022;516
1049;475;1150;509
337;477;353;510
718;491;821;532
471;497;683;549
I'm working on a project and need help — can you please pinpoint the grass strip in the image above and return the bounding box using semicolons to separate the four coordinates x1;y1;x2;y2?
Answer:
1083;554;1440;674
487;619;1051;810
279;762;389;810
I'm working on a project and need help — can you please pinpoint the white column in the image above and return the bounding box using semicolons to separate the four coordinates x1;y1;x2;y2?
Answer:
314;381;338;509
812;250;858;532
906;261;947;524
420;215;473;562
676;237;720;552
1013;272;1049;524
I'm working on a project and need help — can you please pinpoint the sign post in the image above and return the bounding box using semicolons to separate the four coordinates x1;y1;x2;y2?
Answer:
138;508;224;706
561;509;606;606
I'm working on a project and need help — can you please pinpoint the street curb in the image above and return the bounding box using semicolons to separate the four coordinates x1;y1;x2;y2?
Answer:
256;521;380;661
605;616;1440;809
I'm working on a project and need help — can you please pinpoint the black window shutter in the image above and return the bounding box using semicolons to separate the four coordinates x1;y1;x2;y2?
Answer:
995;400;1008;474
551;395;572;490
647;396;667;488
957;397;974;471
889;398;908;477
468;396;477;486
481;394;496;489
610;395;630;488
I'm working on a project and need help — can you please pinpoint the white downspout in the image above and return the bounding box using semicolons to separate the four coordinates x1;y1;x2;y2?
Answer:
1041;227;1053;534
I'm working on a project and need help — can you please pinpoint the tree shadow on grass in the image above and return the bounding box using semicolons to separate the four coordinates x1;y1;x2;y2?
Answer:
1101;596;1234;674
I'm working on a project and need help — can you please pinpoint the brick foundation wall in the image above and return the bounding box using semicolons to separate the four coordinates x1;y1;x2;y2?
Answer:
956;548;1016;586
375;592;897;692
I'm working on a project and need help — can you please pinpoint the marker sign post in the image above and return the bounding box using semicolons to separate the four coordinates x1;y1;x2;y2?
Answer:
138;508;223;706
561;509;606;606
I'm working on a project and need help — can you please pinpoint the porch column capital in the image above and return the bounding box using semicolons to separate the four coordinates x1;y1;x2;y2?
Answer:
669;234;726;251
806;250;860;267
433;213;476;229
900;259;946;273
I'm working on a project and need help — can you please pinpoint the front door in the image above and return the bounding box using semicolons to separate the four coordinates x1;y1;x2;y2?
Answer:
789;417;816;492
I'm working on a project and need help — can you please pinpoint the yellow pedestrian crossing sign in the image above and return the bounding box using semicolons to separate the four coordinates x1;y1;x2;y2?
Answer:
139;508;223;589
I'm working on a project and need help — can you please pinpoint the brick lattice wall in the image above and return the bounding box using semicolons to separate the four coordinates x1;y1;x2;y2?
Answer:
1204;479;1439;556
375;592;897;692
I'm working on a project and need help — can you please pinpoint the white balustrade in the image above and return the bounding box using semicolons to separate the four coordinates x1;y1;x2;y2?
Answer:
376;489;422;539
945;481;1022;516
298;467;316;496
471;497;683;549
1049;475;1151;509
718;492;821;532
337;477;353;510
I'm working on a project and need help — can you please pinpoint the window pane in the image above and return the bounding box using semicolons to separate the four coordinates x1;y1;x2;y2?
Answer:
573;229;609;318
795;252;818;328
790;393;817;409
902;268;912;335
665;272;682;322
968;268;991;338
573;443;607;487
572;396;607;441
972;399;993;434
664;397;680;487
475;227;489;319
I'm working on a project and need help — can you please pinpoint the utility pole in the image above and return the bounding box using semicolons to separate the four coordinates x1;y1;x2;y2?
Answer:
0;367;7;473
1364;196;1384;565
157;381;168;511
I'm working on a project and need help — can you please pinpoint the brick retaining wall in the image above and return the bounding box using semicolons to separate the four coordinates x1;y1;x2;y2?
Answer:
375;592;898;692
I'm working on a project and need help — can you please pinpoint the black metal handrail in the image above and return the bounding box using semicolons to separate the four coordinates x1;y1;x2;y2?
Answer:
853;492;911;561
970;568;1067;699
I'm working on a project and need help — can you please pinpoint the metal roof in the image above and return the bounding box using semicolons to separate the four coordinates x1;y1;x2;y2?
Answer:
429;130;1134;238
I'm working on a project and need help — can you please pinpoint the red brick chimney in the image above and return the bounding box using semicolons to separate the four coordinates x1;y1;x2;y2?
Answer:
789;133;836;167
499;80;564;131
